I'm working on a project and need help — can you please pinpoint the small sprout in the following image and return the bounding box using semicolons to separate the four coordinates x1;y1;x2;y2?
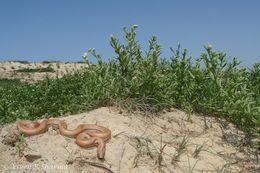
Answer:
172;136;189;164
88;48;95;52
132;24;139;29
193;144;204;158
15;133;26;157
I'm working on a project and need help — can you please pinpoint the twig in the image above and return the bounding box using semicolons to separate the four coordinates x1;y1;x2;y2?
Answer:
118;143;126;173
75;157;114;173
113;131;126;138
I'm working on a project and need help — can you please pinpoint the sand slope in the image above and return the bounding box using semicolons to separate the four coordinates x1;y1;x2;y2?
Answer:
0;61;88;82
0;107;258;173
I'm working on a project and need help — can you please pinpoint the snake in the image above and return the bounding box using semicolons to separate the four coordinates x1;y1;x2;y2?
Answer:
16;118;111;159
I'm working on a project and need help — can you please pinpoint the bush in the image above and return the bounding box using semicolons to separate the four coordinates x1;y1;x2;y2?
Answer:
15;66;55;73
13;60;30;64
0;79;24;89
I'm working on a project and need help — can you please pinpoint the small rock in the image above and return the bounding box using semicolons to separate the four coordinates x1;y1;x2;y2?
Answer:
48;126;59;135
169;108;176;112
24;154;42;163
66;158;74;165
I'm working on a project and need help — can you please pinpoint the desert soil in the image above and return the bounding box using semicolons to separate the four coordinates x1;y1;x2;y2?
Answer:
0;107;259;173
0;61;88;82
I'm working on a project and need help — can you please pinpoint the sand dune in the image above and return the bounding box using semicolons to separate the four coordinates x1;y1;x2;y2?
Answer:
0;107;258;173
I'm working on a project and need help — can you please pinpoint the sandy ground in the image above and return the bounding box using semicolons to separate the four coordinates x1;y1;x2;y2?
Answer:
0;107;259;173
0;61;88;82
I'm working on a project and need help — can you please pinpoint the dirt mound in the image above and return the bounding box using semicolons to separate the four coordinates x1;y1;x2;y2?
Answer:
0;61;88;82
0;107;258;173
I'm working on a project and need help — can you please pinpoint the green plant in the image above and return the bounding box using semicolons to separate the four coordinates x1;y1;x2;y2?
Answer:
15;66;55;73
15;133;25;157
192;144;204;158
172;136;189;163
0;78;24;89
41;60;60;64
13;60;30;64
131;136;154;167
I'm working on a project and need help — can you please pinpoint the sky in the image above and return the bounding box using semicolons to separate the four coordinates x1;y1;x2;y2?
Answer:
0;0;259;66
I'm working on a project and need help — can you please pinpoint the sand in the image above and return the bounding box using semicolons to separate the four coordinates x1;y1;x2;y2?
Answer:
0;107;258;173
0;61;88;82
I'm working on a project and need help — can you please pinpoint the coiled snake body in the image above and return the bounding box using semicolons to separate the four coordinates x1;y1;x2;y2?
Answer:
16;118;111;159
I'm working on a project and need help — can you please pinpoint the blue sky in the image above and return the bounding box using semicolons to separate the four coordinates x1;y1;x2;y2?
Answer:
0;0;259;66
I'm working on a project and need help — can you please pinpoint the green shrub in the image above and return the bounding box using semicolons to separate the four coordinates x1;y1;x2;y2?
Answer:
41;61;60;64
0;79;24;89
15;66;55;73
13;60;30;64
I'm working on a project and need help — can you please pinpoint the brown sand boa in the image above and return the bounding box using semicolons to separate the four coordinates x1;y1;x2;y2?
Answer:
16;118;111;159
